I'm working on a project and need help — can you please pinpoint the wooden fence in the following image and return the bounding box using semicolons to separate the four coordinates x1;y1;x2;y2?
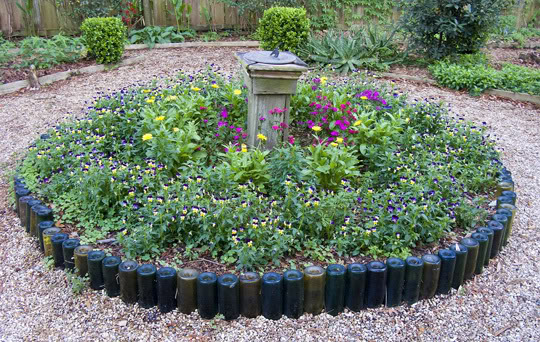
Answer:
1;0;538;37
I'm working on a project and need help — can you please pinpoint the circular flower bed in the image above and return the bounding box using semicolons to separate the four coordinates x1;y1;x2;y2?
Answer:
18;68;500;270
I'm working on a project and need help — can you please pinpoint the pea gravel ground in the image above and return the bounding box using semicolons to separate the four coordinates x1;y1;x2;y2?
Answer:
0;47;539;341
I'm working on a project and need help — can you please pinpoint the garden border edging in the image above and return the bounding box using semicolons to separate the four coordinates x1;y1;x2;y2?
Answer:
0;56;145;96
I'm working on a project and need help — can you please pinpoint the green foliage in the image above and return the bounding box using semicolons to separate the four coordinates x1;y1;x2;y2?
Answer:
65;270;89;295
81;17;126;64
257;7;310;54
19;69;501;270
429;54;540;95
128;26;195;48
0;34;16;67
299;26;404;73
400;0;513;58
303;144;360;191
43;256;55;270
490;15;540;46
56;0;119;25
168;0;193;31
14;34;85;69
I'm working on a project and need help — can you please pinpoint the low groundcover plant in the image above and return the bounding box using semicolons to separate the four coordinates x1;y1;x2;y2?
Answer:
19;68;501;270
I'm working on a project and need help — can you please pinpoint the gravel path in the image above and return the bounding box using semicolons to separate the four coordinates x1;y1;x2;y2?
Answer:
0;47;539;341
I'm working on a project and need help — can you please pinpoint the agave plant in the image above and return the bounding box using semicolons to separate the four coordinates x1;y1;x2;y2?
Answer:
299;25;405;73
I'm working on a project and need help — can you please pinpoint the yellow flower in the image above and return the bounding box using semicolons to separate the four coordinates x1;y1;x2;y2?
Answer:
166;95;177;101
247;241;253;247
336;137;343;143
142;133;153;141
330;142;338;147
146;98;155;104
360;96;368;100
321;77;328;85
173;127;179;132
241;144;248;153
191;87;201;92
155;116;165;121
257;133;267;141
211;84;219;89
142;89;150;93
312;125;322;132
233;89;242;95
353;120;362;126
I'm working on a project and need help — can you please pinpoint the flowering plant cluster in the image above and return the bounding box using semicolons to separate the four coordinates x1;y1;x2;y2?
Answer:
19;69;501;269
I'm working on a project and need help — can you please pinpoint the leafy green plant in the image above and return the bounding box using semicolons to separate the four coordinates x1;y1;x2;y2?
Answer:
129;26;193;48
81;17;126;64
65;270;89;295
0;34;16;67
400;0;513;58
429;55;540;96
14;34;85;69
257;6;310;54
218;147;271;187
199;31;220;42
168;0;193;32
55;0;119;25
43;256;55;270
300;26;404;73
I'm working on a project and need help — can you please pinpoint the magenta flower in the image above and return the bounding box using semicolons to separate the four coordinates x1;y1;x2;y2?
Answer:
221;109;228;118
330;131;339;136
288;135;295;144
272;125;279;131
200;106;207;110
236;127;242;133
234;135;240;140
259;116;266;122
203;119;208;123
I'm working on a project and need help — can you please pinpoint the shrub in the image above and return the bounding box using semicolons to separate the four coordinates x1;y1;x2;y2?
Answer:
14;35;85;69
400;0;512;58
81;17;126;64
257;6;310;54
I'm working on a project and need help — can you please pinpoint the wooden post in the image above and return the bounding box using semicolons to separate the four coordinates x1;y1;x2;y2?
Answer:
142;0;153;27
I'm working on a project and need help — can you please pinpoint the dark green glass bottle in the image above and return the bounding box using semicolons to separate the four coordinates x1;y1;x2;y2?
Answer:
74;245;92;277
386;258;405;307
283;269;303;319
218;273;240;320
51;233;68;268
137;264;157;309
262;272;283;320
102;256;121;297
403;256;423;305
471;232;489;274
436;249;456;295
157;267;177;313
476;227;494;266
420;254;441;299
43;227;61;257
487;220;505;258
499;203;516;246
366;261;387;308
197;272;218;319
450;243;468;290
325;264;346;316
62;239;80;270
119;260;138;304
38;221;55;252
18;195;33;227
87;250;106;290
345;263;367;312
25;200;41;233
500;190;516;205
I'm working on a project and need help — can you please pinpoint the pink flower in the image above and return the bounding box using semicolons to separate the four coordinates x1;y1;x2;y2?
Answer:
224;147;229;152
280;122;288;129
272;125;279;131
242;133;247;138
215;133;220;137
339;125;347;131
236;127;242;133
316;104;322;109
218;121;227;127
340;104;347;110
234;135;240;140
204;119;208;123
259;116;266;122
200;106;207;110
229;125;235;129
330;131;339;136
288;135;295;144
220;109;228;118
